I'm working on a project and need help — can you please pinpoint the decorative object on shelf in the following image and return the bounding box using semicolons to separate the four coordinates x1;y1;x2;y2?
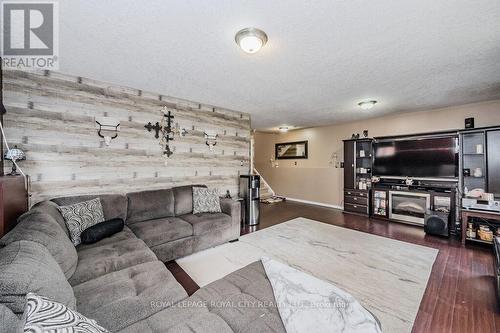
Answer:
463;168;471;177
359;150;365;157
476;144;484;154
275;141;308;159
465;117;474;129
145;107;182;158
351;133;356;139
4;146;26;176
355;133;360;139
405;178;414;186
363;130;369;138
473;168;483;178
224;190;232;199
95;117;120;146
204;130;219;152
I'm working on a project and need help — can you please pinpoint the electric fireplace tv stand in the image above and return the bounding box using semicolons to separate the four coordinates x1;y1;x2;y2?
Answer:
371;178;458;233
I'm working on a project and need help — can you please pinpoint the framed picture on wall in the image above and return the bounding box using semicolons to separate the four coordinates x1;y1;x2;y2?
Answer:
275;141;308;159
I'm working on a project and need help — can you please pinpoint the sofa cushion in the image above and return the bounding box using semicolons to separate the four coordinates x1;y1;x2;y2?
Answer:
23;293;109;333
128;217;193;247
58;198;105;246
74;261;187;332
118;261;285;333
81;218;125;244
192;187;222;214
0;210;78;279
0;304;22;333
172;184;207;216
52;194;128;221
69;238;156;286
180;213;232;235
76;225;136;250
0;241;76;315
31;200;70;236
173;185;194;216
126;189;175;223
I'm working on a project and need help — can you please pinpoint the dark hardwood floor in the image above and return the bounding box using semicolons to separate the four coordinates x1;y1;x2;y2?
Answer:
168;200;499;333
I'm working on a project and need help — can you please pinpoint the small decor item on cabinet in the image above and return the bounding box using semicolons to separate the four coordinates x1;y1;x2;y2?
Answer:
465;117;474;129
463;168;471;177
355;133;360;139
476;144;484;154
4;146;26;176
95;117;120;146
473;168;483;178
363;130;368;138
405;178;414;186
359;150;365;157
466;223;476;239
224;190;232;199
477;225;493;242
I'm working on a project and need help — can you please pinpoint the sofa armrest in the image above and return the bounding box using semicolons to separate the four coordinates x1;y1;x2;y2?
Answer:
220;198;241;240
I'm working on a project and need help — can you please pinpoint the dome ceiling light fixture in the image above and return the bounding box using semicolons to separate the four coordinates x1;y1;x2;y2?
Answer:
279;126;289;132
235;27;268;54
358;100;378;110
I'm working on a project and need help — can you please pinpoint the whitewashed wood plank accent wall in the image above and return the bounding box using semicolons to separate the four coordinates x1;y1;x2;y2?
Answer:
2;70;251;204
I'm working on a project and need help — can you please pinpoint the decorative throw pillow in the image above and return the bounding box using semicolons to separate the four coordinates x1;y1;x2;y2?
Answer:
58;198;105;246
80;218;124;244
23;293;109;333
192;187;222;214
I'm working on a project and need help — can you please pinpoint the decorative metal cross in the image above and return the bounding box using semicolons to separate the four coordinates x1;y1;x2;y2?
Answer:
145;108;177;157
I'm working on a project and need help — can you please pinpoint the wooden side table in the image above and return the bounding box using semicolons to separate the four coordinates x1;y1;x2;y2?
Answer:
0;175;29;238
461;209;500;245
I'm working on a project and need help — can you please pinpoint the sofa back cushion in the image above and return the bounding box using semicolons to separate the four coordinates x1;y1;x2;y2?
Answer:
0;304;21;333
31;200;70;236
126;189;175;223
172;185;207;216
0;241;76;316
51;194;128;221
0;210;78;279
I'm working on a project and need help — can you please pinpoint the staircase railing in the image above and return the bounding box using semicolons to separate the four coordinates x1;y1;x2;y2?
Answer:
253;168;276;197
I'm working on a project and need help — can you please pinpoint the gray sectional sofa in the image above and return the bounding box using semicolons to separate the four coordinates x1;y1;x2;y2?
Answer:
0;185;286;332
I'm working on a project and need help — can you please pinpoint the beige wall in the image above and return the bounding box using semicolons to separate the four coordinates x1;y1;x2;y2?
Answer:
254;100;500;207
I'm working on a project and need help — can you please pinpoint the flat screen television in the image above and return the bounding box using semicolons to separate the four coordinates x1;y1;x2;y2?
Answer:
373;136;458;179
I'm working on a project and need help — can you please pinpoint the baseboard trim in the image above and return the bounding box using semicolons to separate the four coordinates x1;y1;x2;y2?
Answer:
283;197;343;210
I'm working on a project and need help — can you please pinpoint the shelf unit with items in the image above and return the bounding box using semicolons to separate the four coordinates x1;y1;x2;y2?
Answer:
343;138;373;216
460;131;487;195
372;189;388;218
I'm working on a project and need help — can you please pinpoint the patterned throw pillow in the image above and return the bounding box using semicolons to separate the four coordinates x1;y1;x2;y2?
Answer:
58;198;105;246
192;187;222;214
23;293;109;333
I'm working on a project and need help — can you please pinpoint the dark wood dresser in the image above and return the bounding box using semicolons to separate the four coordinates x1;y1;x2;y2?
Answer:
0;175;29;238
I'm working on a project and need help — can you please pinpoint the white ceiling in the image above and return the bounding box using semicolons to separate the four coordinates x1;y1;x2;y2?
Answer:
60;0;500;130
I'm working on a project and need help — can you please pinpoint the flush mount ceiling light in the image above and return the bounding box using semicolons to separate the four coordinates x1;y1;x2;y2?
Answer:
358;100;378;110
235;28;268;54
279;126;289;132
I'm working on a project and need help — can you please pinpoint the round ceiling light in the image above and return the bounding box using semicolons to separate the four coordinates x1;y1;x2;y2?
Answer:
279;126;289;132
358;100;378;110
235;28;268;54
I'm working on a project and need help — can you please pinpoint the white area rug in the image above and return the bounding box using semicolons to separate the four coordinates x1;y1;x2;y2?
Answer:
177;218;438;333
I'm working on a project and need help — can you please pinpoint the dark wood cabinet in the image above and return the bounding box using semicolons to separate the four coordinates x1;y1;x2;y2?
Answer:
487;129;500;196
0;176;29;238
343;140;355;189
343;139;373;216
